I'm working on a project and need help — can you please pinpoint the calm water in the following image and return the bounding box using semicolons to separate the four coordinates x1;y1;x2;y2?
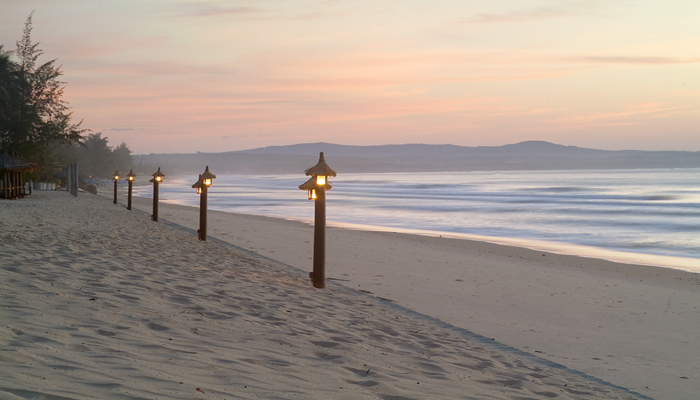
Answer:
133;169;700;262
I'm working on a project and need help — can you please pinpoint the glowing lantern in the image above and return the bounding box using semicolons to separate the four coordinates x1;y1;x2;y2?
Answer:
152;167;164;183
201;165;216;186
192;174;203;194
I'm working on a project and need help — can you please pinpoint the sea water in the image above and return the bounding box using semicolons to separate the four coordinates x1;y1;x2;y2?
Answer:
133;169;700;264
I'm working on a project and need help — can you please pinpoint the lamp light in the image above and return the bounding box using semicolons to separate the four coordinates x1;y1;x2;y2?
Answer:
201;165;216;186
192;174;203;194
152;167;165;183
126;170;136;182
113;171;120;181
299;177;317;200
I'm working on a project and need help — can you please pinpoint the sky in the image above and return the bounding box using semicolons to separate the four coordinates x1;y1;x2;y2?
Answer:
1;0;699;154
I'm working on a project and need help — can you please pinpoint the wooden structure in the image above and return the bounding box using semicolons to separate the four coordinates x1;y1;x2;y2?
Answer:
150;167;165;221
192;166;216;241
0;153;32;200
300;152;337;289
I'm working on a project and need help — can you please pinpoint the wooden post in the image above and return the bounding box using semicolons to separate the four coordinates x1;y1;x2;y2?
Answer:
20;172;26;197
10;171;13;198
199;184;208;240
312;185;326;288
73;164;78;197
127;179;133;210
152;180;159;221
12;171;18;199
113;177;118;204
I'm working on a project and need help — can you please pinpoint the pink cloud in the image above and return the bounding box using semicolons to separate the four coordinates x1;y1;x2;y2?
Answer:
564;56;700;65
179;3;262;18
546;102;683;130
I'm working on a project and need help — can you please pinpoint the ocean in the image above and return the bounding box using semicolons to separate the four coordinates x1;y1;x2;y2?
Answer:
132;168;700;267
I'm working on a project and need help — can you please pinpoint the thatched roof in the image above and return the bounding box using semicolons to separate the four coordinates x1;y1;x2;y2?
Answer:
192;174;203;189
201;165;216;181
304;152;337;177
0;153;32;172
152;167;165;179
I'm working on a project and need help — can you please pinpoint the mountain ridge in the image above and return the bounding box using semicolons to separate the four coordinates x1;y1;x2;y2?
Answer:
231;140;612;157
132;141;700;175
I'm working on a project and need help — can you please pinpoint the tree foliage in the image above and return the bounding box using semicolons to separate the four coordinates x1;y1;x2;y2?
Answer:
112;141;134;175
0;13;87;178
67;133;132;178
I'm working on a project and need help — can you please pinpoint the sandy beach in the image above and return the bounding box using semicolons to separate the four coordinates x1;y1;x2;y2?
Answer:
1;190;697;399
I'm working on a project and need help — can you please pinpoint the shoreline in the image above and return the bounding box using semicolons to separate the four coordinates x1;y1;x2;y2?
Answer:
321;220;700;273
116;189;700;399
157;203;700;274
127;167;700;268
147;190;700;273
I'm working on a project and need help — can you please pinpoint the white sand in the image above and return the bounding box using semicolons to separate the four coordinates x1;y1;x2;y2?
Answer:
1;190;696;399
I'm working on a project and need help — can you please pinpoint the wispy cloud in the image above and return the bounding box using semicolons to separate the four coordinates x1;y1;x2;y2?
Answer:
464;1;604;23
173;1;327;21
471;7;573;23
549;102;682;130
177;2;263;18
565;56;700;65
48;34;168;60
110;128;135;131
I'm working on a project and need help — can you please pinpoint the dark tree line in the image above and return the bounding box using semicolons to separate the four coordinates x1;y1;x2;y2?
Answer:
1;13;131;181
64;132;133;180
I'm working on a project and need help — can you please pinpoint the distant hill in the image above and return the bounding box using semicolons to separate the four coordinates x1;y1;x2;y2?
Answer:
132;141;700;175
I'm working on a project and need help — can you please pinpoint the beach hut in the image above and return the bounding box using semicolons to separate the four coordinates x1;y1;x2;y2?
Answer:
0;152;32;200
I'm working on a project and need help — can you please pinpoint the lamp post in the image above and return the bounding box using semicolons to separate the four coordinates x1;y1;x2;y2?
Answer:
192;174;204;239
299;152;336;289
113;171;119;204
150;167;164;221
126;170;136;210
195;166;216;240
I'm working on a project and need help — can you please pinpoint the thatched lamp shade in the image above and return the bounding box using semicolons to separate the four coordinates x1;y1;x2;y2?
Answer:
192;174;204;194
299;177;316;200
152;167;165;182
304;152;336;184
299;176;332;200
126;170;136;181
201;166;216;186
113;171;120;180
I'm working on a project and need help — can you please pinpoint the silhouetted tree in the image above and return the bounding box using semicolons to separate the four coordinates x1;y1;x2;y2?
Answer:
0;13;86;178
78;133;113;178
59;132;133;179
0;45;21;148
112;141;133;174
